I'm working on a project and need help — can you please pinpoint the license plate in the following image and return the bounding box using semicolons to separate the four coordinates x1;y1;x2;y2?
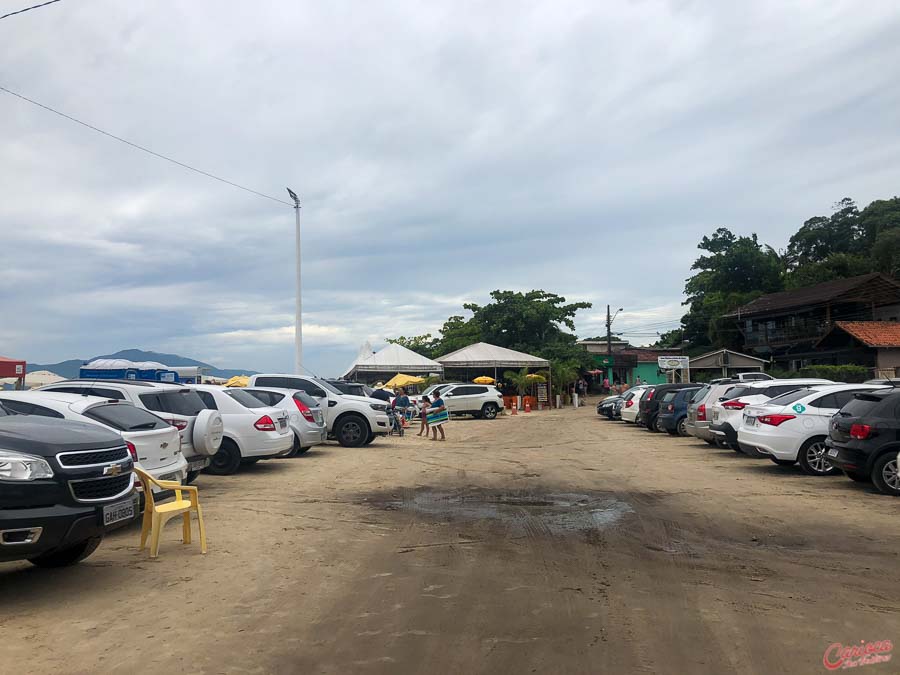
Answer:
103;500;135;526
279;418;287;429
828;449;839;458
189;458;209;471
713;410;720;421
744;414;756;426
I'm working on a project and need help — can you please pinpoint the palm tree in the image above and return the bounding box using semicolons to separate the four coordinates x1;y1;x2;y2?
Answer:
503;367;532;396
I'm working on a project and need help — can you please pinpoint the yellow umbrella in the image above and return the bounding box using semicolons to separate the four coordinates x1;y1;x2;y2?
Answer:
473;376;495;384
224;375;249;387
384;373;425;388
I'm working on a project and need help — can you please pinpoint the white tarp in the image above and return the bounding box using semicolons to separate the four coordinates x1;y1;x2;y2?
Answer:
84;359;169;370
342;343;443;379
436;342;550;368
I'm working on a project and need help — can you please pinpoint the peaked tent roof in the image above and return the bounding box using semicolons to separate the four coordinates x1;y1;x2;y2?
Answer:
726;273;900;318
342;343;443;378
436;342;550;368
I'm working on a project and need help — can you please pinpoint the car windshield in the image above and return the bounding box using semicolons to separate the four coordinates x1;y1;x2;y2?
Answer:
293;391;320;408
765;388;815;406
691;385;710;403
225;389;268;409
722;385;752;399
839;394;885;417
315;378;344;396
0;402;9;416
661;391;677;402
139;390;207;416
84;403;169;431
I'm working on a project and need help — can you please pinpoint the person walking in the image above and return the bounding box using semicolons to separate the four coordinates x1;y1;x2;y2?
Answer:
417;395;431;436
426;392;448;441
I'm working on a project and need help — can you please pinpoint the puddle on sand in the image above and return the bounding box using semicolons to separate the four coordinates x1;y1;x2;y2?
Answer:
364;488;633;536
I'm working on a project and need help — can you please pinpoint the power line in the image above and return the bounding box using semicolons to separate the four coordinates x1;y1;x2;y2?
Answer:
0;0;62;21
0;84;293;206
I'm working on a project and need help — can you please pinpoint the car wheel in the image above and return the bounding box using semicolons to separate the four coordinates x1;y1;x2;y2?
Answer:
481;403;499;420
29;536;102;568
186;470;201;484
677;418;688;437
336;415;369;447
871;453;900;496
290;435;309;455
797;437;837;476
844;470;870;483
654;416;665;433
364;433;375;445
206;438;242;476
769;458;796;466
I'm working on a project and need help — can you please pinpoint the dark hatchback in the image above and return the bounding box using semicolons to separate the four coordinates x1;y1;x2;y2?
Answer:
657;387;702;436
827;389;900;496
639;383;697;433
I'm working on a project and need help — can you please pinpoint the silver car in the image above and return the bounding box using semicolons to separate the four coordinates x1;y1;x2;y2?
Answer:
243;387;327;454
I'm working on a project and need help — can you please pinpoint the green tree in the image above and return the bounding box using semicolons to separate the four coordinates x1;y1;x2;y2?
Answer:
784;252;871;289
786;198;864;266
503;367;544;396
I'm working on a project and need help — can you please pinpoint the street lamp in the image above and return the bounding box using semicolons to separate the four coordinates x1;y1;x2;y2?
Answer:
286;187;302;373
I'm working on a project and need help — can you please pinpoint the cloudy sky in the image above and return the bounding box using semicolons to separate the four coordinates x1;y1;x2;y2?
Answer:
3;1;900;376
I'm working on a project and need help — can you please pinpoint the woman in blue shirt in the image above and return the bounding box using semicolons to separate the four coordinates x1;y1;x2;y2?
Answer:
426;394;448;441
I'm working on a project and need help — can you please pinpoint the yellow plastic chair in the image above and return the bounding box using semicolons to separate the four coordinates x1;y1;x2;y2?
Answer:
133;468;207;558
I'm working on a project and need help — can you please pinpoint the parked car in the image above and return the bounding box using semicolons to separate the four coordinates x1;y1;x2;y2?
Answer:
707;379;832;452
639;383;697;432
737;384;886;475
657;387;702;436
0;404;139;567
0;390;187;490
247;374;390;446
827;389;900;495
620;386;650;424
242;388;327;454
325;380;373;397
420;383;463;399
685;380;741;446
188;385;294;475
439;384;505;419
39;380;223;482
597;395;623;420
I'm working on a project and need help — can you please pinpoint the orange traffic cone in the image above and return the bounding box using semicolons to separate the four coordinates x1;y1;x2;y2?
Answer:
524;401;531;413
510;404;518;416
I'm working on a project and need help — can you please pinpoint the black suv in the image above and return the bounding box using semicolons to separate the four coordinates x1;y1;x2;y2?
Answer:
827;389;900;496
0;405;139;567
639;383;696;433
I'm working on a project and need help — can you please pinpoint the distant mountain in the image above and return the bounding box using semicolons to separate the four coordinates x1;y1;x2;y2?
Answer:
29;349;257;380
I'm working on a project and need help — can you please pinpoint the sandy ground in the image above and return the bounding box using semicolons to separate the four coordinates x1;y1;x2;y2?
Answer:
1;405;898;674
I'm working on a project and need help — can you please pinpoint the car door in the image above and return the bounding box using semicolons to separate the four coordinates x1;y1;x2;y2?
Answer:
441;386;470;413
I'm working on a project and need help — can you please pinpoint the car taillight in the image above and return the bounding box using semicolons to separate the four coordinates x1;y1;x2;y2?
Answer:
722;400;748;410
758;414;796;427
850;423;872;440
254;415;277;432
293;397;316;422
697;404;706;421
667;404;674;412
125;441;137;461
625;400;633;408
166;419;188;431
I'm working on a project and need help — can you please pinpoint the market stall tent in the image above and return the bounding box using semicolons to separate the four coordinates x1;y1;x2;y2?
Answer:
0;370;64;389
0;356;26;389
342;344;443;383
437;343;551;408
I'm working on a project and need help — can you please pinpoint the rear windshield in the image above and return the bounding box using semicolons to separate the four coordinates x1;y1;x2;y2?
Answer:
661;391;677;402
225;389;268;409
765;388;815;406
85;403;169;431
139;390;207;416
838;394;886;418
722;386;752;399
690;386;710;403
293;391;320;408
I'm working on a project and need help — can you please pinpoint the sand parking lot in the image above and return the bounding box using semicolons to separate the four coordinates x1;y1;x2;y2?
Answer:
2;405;898;674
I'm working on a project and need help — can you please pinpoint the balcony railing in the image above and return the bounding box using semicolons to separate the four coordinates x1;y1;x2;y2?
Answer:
743;321;830;348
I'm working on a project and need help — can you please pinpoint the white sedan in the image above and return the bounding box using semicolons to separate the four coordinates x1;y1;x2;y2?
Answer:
620;387;650;423
189;384;293;475
737;383;887;475
0;390;187;489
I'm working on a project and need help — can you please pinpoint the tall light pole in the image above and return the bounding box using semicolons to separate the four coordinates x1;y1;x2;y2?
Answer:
286;187;302;373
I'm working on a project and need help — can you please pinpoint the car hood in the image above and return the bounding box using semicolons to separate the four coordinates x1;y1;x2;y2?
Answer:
0;415;124;455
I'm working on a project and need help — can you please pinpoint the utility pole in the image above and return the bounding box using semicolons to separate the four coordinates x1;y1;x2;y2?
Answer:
287;187;302;373
606;304;612;360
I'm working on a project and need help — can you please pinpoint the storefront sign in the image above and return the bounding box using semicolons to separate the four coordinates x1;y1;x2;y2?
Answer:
537;383;548;402
657;356;690;370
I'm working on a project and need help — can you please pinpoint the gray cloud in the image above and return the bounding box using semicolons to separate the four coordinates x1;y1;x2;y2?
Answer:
3;1;900;375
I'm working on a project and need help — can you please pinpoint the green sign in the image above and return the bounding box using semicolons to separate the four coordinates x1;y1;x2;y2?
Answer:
792;403;806;414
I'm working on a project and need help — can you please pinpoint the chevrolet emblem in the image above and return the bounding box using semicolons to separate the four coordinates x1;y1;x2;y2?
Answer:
160;441;169;449
103;463;123;477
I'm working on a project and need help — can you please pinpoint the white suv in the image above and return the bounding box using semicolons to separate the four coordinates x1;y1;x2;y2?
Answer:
39;380;223;481
439;384;504;419
0;390;187;489
247;374;390;446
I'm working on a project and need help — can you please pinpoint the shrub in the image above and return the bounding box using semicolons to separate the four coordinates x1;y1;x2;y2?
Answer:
797;364;871;383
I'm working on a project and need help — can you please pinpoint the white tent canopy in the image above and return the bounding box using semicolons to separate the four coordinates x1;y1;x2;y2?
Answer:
342;343;443;379
436;342;550;369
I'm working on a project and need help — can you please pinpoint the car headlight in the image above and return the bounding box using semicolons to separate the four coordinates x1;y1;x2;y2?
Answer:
0;449;54;480
370;404;388;412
